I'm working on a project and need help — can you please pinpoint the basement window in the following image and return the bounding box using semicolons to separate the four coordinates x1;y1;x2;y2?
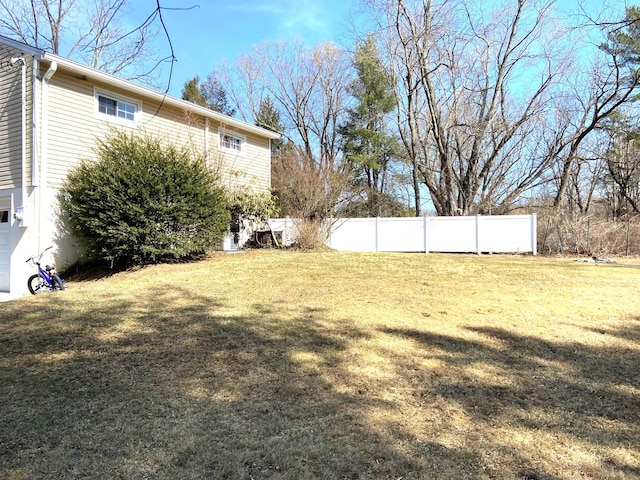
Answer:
0;210;8;223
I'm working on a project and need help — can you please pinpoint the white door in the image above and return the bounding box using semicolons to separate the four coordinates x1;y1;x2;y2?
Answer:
0;197;10;292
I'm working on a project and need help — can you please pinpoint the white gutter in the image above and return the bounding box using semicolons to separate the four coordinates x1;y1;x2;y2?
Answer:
37;61;57;250
40;62;58;193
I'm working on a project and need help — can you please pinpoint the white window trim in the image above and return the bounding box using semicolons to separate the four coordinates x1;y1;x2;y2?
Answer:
218;128;246;157
94;88;141;127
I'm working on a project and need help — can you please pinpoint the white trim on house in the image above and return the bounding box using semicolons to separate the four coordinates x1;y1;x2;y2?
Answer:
0;36;44;59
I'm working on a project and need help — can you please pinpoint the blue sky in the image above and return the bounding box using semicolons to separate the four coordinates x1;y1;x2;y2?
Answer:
134;0;358;96
132;0;619;98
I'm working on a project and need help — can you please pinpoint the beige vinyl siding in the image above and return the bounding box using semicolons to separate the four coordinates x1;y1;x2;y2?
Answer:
0;44;33;189
44;68;271;192
215;131;271;192
46;72;209;187
46;72;101;186
244;133;271;190
138;102;208;161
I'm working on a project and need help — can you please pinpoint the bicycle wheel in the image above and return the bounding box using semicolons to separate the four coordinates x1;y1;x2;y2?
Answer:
27;274;47;295
51;275;66;291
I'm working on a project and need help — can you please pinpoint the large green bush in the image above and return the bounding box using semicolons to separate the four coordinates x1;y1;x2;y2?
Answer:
61;131;230;268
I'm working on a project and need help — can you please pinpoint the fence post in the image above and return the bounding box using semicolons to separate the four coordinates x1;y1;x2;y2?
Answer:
476;214;481;254
423;215;429;254
285;217;290;247
532;213;537;255
375;217;379;252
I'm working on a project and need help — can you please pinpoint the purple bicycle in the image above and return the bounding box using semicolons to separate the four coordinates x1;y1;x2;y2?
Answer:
26;246;66;295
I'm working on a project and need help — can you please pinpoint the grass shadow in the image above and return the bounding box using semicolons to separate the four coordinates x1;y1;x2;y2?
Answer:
382;324;640;479
0;287;482;479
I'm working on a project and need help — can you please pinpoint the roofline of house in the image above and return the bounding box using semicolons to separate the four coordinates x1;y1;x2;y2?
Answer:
0;35;45;59
0;35;281;140
45;54;282;140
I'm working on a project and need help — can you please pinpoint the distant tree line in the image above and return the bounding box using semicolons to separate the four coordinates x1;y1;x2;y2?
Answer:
181;1;640;227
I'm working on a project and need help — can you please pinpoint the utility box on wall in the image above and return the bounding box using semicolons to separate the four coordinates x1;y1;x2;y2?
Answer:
14;206;29;228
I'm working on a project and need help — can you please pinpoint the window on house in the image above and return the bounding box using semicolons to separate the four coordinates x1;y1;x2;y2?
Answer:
220;131;245;155
95;90;140;125
0;211;8;223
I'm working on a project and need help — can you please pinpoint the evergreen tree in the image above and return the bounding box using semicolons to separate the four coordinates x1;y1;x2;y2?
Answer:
339;34;401;216
201;74;236;116
60;131;229;268
255;96;281;133
605;6;640;68
255;96;285;159
181;76;209;108
181;73;236;116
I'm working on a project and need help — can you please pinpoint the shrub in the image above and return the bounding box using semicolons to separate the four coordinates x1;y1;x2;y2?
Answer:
226;186;279;246
292;219;330;250
60;131;230;268
537;211;640;256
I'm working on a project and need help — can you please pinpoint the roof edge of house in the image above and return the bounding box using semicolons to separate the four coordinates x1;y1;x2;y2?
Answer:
44;53;281;140
0;35;46;59
0;35;280;140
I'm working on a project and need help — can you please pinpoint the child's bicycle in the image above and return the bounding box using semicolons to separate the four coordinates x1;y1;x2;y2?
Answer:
25;246;66;295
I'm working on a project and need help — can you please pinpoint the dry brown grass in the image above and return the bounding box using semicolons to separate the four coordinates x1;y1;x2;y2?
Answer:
1;251;639;479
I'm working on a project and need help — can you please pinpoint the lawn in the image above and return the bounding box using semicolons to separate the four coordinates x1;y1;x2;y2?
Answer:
0;251;639;479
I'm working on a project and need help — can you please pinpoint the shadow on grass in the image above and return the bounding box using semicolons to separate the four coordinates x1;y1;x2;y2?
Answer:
582;316;640;343
0;288;481;480
382;322;640;479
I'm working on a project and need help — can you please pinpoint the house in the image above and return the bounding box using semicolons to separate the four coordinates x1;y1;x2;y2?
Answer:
0;35;280;297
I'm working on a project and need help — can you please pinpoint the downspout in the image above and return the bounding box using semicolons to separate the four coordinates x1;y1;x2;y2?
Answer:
38;61;57;251
31;56;39;187
10;57;26;225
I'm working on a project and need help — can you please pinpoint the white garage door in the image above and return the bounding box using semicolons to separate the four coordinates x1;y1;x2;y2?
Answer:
0;197;10;292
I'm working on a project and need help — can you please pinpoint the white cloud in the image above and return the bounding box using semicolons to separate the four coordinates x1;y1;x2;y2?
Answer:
226;0;333;39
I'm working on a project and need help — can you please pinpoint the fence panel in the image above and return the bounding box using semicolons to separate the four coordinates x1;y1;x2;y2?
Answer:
477;215;537;254
425;217;478;253
267;214;537;254
329;218;377;251
267;217;296;246
377;217;426;252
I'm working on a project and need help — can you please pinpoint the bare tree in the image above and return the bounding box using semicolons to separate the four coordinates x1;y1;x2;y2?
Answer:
549;6;640;210
363;0;567;216
602;119;640;217
220;39;355;221
0;0;159;81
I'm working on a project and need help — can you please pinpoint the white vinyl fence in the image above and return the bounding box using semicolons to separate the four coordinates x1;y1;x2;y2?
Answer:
267;214;537;254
